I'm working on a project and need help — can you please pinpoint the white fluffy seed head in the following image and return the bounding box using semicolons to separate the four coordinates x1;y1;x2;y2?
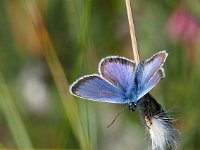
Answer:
148;115;179;150
138;94;179;150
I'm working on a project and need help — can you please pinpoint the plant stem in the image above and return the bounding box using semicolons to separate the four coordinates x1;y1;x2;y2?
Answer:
125;0;140;63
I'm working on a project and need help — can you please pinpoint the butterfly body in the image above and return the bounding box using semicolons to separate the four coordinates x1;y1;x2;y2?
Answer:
69;51;168;111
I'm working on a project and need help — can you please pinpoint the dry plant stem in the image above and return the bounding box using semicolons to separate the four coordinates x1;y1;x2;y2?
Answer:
125;0;152;131
125;0;140;63
125;0;151;129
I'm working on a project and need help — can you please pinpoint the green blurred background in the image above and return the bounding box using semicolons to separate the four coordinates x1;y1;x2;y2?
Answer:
0;0;200;149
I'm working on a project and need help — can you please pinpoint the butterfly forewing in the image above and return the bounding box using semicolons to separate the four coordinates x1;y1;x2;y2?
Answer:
140;51;168;88
70;75;127;104
99;56;135;92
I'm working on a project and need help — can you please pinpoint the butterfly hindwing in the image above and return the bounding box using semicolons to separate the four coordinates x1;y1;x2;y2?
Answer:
137;68;165;100
69;74;127;104
99;56;135;93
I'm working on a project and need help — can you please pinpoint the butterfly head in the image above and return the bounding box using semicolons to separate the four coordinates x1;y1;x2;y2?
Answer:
129;102;137;112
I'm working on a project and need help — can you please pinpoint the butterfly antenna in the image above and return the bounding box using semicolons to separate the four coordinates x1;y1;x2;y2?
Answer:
107;105;129;128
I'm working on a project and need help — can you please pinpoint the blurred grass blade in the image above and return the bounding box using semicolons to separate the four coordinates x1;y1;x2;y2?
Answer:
25;1;91;149
63;0;97;148
0;74;33;148
65;0;93;77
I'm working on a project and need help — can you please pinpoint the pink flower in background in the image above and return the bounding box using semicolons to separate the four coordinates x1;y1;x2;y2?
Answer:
167;9;187;42
182;15;198;45
167;8;199;45
167;8;199;63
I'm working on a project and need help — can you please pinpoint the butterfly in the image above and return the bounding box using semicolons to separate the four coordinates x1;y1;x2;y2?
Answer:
69;51;168;112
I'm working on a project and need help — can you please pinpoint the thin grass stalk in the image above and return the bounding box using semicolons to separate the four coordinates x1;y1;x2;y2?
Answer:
25;1;91;149
0;74;33;148
125;0;140;63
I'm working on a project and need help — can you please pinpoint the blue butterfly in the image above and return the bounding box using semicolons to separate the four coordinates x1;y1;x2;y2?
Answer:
69;51;168;112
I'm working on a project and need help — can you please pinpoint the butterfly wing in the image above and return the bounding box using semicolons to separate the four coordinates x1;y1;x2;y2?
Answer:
140;51;168;88
99;56;135;93
134;51;168;101
137;68;165;100
69;74;127;103
70;51;167;104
